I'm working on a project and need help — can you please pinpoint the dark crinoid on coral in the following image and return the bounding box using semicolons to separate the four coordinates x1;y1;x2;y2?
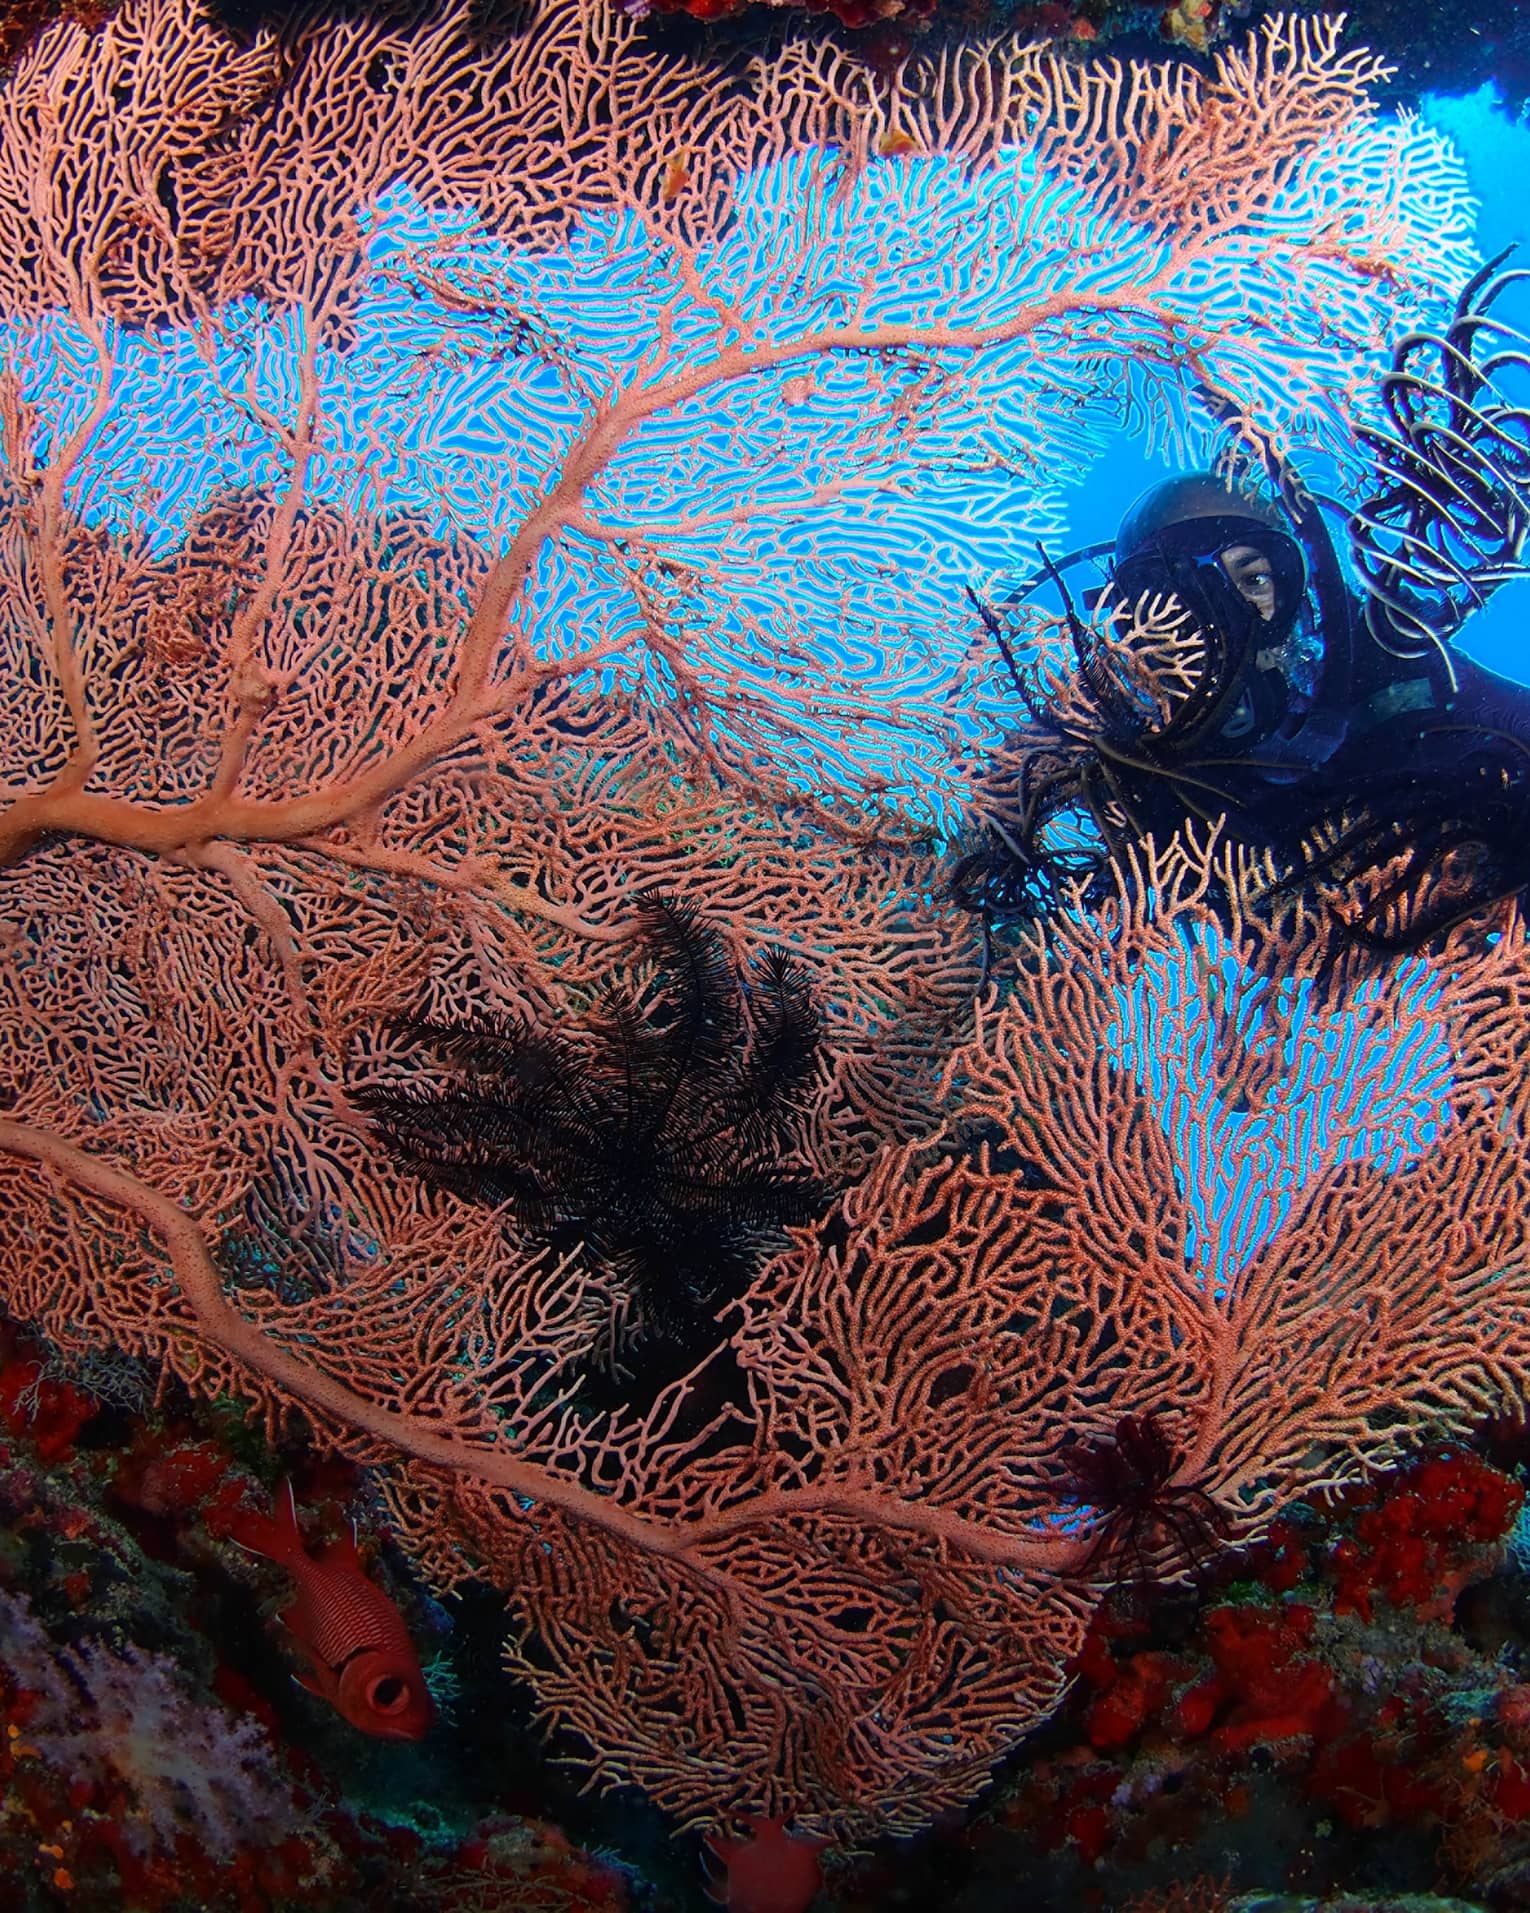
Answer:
1055;1411;1233;1602
357;892;831;1403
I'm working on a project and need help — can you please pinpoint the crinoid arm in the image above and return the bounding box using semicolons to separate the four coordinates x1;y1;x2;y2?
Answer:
1054;1411;1234;1599
355;895;834;1404
1348;251;1530;666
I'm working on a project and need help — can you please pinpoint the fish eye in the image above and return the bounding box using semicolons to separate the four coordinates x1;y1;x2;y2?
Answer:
368;1674;411;1713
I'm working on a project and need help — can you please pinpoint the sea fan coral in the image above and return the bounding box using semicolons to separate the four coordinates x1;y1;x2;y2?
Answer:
0;0;1509;1847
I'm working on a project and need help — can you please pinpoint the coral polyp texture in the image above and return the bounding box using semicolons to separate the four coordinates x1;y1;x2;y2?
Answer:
1;0;1524;1845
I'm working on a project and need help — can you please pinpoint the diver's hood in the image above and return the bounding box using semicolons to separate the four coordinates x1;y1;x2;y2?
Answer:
1114;474;1296;567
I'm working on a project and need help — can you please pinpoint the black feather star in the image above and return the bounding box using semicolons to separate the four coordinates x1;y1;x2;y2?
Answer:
355;893;831;1402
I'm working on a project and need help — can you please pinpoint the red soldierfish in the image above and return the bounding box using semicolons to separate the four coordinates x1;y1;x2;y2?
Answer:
236;1482;434;1741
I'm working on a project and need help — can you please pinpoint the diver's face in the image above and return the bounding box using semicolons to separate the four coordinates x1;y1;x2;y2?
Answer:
1218;543;1277;622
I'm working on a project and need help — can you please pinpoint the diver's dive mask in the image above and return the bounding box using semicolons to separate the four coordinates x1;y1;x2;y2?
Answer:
1105;479;1312;751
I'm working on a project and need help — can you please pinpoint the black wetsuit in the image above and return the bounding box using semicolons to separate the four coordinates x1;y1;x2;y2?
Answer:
1128;583;1530;945
1218;624;1523;825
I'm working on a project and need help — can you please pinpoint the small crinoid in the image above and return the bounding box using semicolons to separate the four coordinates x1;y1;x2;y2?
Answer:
1054;1410;1233;1598
356;891;832;1404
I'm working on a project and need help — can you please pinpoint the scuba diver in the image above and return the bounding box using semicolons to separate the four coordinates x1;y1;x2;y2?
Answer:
960;253;1530;951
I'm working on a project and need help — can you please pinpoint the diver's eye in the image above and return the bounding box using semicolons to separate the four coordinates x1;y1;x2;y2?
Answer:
1217;544;1280;620
368;1675;410;1713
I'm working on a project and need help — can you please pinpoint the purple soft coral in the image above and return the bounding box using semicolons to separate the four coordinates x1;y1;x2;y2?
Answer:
0;1587;297;1859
